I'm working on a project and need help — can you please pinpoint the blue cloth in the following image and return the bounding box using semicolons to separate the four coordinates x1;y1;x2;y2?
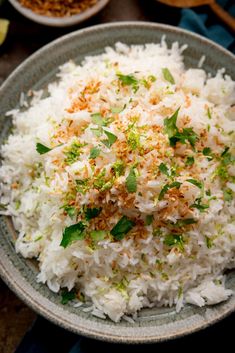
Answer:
178;0;235;51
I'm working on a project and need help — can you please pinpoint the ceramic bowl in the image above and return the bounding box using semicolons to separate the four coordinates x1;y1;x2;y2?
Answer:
0;22;234;343
8;0;110;27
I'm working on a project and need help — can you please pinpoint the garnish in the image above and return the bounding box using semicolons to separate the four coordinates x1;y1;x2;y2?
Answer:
91;112;103;125
185;156;194;166
191;197;209;212
63;205;76;218
36;143;51;155
75;179;89;194
145;215;154;225
101;130;117;148
111;216;135;240
126;167;137;193
117;73;139;92
159;163;170;177
173;218;197;227
61;289;76;305
111;105;126;114
223;189;233;202
164;234;185;250
90;230;107;241
111;160;125;177
64;141;85;165
164;108;198;148
158;181;182;200
207;108;212;119
89;147;101;159
203;147;213;160
162;68;175;84
60;221;86;248
85;207;102;221
205;236;213;249
186;178;203;189
127;130;141;150
90;128;103;137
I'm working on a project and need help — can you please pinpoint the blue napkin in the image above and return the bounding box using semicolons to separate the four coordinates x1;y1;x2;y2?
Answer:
179;0;235;51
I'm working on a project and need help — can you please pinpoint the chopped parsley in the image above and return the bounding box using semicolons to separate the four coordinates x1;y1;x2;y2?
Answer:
126;168;137;193
207;108;212;119
60;221;86;248
145;214;154;226
158;181;182;200
111;216;135;240
90;230;107;241
185;156;195;166
202;147;213;160
186;178;203;189
205;236;213;249
36;143;51;155
127;130;141;150
223;188;233;202
90;127;103;137
75;179;89;194
164;234;185;251
85;207;102;221
173;218;197;227
89;147;101;159
111;105;126;114
164;108;198;148
191;197;209;212
61;289;76;305
63;205;76;218
159;163;170;177
91;112;104;125
101;130;117;148
117;73;139;92
162;68;175;84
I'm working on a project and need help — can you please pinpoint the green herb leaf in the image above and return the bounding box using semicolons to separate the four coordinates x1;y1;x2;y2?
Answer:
186;156;195;166
60;221;86;248
170;128;198;148
85;207;102;221
111;105;126;114
203;147;213;160
75;179;89;194
90;230;107;241
127;130;141;151
207;108;212;119
126;168;137;193
159;163;170;176
191;198;209;212
162;68;175;84
223;189;233;202
173;218;197;227
164;234;184;250
90;127;103;137
145;215;154;225
111;216;135;240
158;181;182;200
117;73;138;86
64;205;76;218
89;147;101;159
64;141;85;165
91;113;104;126
164;108;180;139
61;289;76;305
205;236;213;249
36;143;51;155
112;160;125;177
101;130;117;148
186;178;203;189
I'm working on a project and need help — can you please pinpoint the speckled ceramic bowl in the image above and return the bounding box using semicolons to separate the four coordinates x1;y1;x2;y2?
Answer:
8;0;110;27
0;22;235;343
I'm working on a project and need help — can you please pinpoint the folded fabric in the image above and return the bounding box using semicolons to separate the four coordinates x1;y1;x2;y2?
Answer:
178;0;235;52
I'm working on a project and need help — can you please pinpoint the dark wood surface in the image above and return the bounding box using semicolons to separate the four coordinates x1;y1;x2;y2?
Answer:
0;1;233;352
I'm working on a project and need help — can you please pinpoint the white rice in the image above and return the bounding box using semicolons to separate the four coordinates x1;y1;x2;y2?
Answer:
0;41;235;322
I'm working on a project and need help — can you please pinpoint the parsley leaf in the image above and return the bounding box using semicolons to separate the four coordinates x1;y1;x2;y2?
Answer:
112;160;125;177
85;207;102;221
186;156;194;166
203;147;213;160
117;73;138;86
186;178;203;189
164;108;179;139
111;216;135;240
64;141;85;165
173;218;197;227
91;113;104;126
162;68;175;84
111;105;126;114
90;230;107;241
63;205;76;218
145;215;154;225
36;143;52;155
126;168;137;193
223;189;233;202
205;236;213;249
89;147;100;159
127;130;141;150
159;163;170;176
164;234;184;250
207;108;212;119
191;198;209;212
158;181;182;200
60;221;86;248
75;179;89;194
101;130;117;148
61;289;76;305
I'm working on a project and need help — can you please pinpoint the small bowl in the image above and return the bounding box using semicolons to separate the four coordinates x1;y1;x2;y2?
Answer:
8;0;110;27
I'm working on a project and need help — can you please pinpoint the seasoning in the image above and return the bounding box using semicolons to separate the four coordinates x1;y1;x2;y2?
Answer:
18;0;98;17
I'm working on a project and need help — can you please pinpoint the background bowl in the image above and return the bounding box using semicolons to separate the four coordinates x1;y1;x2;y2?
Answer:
8;0;110;27
0;22;235;343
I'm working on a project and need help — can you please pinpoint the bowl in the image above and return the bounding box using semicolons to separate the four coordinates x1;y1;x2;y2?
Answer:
0;22;234;343
8;0;110;27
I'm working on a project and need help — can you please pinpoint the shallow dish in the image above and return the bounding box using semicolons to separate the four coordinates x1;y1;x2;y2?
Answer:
8;0;110;27
0;22;235;343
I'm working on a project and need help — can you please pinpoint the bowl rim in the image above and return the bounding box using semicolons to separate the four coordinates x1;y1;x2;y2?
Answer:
0;21;234;343
8;0;110;27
